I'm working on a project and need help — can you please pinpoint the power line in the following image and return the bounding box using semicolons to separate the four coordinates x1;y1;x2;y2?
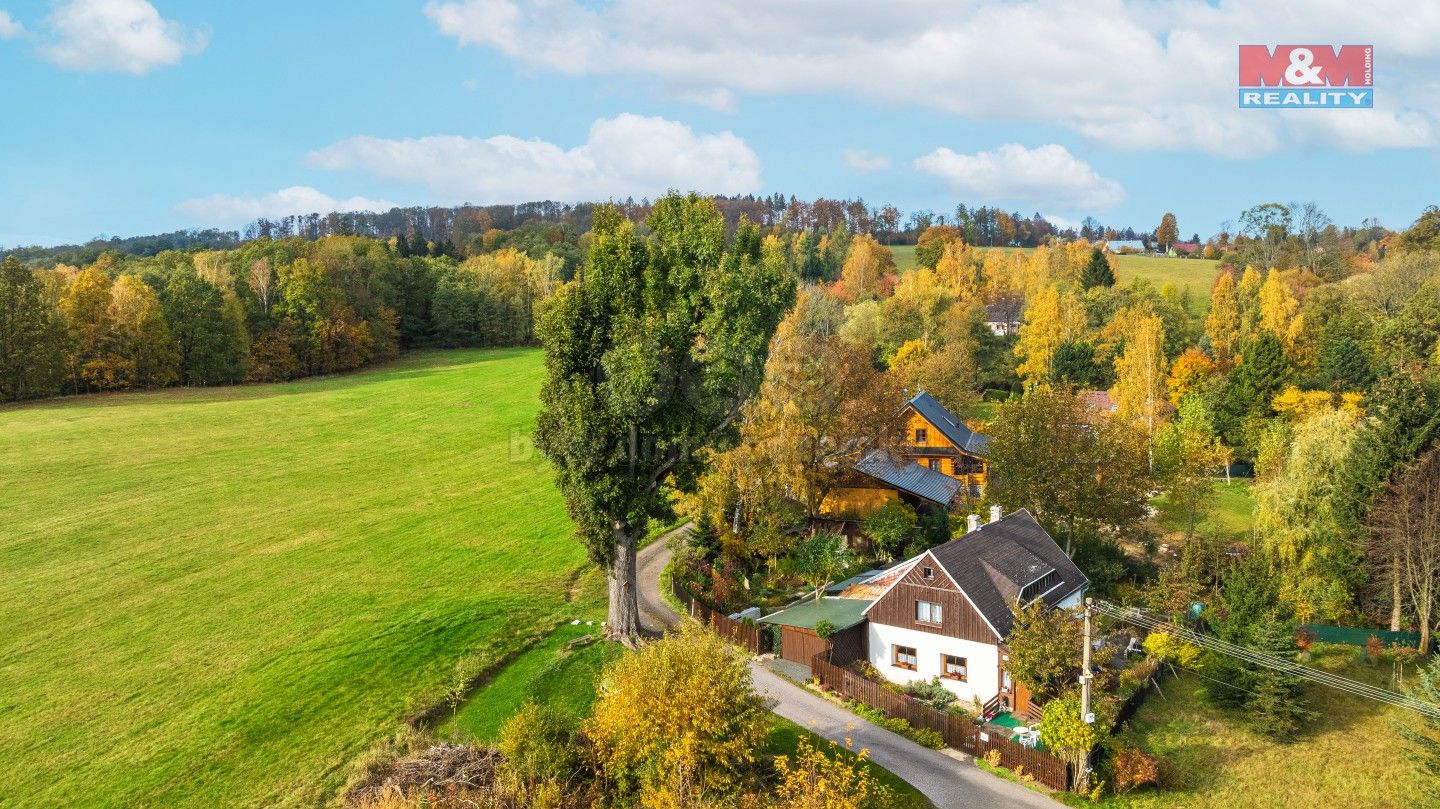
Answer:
1091;600;1440;720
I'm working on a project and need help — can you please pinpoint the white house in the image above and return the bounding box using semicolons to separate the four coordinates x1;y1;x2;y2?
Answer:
857;507;1088;714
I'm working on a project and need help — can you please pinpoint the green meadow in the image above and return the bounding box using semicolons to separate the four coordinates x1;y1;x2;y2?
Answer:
0;349;600;807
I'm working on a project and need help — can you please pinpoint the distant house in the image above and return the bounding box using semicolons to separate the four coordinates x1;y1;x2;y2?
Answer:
819;392;989;520
762;508;1089;716
1077;389;1118;417
984;297;1024;337
1105;239;1147;254
1168;242;1200;256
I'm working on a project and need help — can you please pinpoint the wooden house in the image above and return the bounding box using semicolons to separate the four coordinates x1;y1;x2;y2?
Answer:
900;391;989;497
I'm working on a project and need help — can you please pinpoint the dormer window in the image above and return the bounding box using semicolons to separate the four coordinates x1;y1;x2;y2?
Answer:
914;427;928;444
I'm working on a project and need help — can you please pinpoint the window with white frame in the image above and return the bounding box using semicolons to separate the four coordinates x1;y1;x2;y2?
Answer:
916;600;943;624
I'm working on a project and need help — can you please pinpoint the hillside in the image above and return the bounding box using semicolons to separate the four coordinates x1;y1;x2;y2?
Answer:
889;244;1222;314
0;349;597;807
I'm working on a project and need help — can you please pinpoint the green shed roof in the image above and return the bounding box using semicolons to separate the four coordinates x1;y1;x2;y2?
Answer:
759;597;871;631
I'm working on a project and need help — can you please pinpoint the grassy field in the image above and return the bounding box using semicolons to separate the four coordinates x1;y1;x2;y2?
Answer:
441;621;617;743
887;245;1220;314
0;349;602;807
1155;480;1256;541
1103;645;1426;808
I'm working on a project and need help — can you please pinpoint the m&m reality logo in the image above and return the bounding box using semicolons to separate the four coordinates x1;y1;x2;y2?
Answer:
1238;45;1373;108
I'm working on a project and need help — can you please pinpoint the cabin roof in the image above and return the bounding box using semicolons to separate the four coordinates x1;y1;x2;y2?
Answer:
927;509;1089;636
907;391;990;455
759;597;871;631
854;449;960;506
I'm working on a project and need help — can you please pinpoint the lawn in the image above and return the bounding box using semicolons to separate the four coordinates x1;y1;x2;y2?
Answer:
1155;480;1256;541
1103;645;1427;808
441;621;617;743
0;348;601;807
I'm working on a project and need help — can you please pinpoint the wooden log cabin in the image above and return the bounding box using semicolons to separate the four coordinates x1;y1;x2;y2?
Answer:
818;391;989;520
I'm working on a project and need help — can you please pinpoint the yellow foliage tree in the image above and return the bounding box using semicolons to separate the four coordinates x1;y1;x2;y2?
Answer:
933;240;979;299
588;625;769;802
1014;284;1085;386
839;234;894;301
1272;385;1367;422
1237;265;1264;339
1205;271;1241;370
1166;347;1216;405
1112;313;1167;464
1259;270;1300;345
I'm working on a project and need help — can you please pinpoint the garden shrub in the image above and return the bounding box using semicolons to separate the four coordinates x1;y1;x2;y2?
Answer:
903;677;955;711
496;701;580;803
1109;745;1160;794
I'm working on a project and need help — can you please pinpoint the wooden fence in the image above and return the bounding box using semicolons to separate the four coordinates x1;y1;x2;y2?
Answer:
811;655;1071;792
670;575;766;654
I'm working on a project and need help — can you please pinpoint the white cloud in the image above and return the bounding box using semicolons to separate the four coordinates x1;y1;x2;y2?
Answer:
305;113;762;203
841;148;891;172
175;187;396;226
914;143;1125;211
0;11;24;38
423;0;1440;155
39;0;206;74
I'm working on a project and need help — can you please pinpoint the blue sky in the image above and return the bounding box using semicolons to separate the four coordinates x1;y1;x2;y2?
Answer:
2;0;1437;247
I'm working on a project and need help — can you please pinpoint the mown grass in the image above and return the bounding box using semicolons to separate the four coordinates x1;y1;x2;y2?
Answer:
0;348;602;807
441;622;618;743
1101;645;1426;808
1155;480;1257;541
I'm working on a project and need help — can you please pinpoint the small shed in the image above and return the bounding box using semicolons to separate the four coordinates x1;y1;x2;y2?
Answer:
760;597;871;668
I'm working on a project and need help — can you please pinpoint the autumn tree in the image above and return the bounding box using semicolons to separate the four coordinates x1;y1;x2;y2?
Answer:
588;624;770;801
1366;448;1440;653
1205;271;1241;370
1154;212;1179;253
838;233;894;301
1255;409;1364;622
109;275;180;388
1014;284;1086;386
1258;270;1300;349
1042;698;1100;791
534;196;793;642
788;529;855;601
1112;312;1167;467
0;256;63;401
772;735;890;809
1166;347;1216;405
914;224;963;270
59;267;122;390
987;388;1152;553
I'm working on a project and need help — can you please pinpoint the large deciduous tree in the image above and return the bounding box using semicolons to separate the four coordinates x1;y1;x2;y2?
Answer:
987;387;1152;553
1154;212;1179;252
534;197;794;642
1366;448;1440;654
0;256;63;401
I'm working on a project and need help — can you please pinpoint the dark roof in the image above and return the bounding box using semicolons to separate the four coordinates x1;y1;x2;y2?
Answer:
927;509;1089;637
760;598;871;631
855;450;960;506
907;391;990;455
984;300;1023;323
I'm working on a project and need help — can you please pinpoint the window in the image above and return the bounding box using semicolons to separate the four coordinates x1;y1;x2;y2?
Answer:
922;566;934;580
916;600;943;624
928;458;941;472
892;645;918;670
942;654;968;681
1019;569;1063;604
914;427;928;444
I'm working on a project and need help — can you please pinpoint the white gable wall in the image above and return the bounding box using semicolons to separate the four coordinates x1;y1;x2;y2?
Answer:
867;622;1001;706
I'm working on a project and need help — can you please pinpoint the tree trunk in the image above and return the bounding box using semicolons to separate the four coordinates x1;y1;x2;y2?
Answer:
1391;556;1403;632
607;526;641;646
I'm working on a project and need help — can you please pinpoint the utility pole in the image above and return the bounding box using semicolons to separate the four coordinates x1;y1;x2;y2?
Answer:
1079;597;1094;791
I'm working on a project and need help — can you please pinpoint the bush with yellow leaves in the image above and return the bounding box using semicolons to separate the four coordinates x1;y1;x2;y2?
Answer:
588;624;770;802
771;735;890;809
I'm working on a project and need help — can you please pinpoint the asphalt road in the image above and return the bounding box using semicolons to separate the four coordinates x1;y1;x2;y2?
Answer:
634;534;1065;809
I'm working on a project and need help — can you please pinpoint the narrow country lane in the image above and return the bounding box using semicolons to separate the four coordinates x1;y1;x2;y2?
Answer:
635;535;1065;809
